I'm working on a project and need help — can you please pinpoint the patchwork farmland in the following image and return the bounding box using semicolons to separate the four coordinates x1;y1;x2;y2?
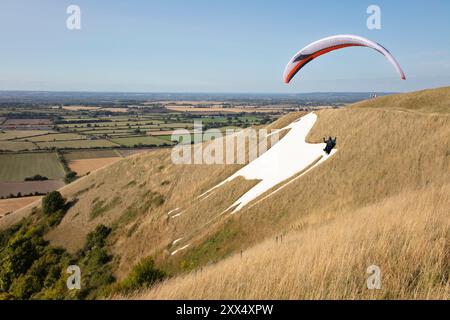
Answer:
0;100;284;211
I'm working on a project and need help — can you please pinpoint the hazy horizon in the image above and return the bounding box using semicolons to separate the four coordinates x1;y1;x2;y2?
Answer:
1;0;449;92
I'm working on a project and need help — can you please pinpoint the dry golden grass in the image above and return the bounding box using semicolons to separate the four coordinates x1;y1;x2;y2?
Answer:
351;86;450;114
1;87;448;298
167;100;449;271
130;184;449;299
126;88;448;299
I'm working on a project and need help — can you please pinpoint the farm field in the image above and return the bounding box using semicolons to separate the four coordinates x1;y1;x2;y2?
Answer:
63;148;151;176
57;121;157;128
111;136;172;147
36;139;119;149
0;130;54;140
0;152;66;181
156;133;224;143
1;118;53;130
62;106;100;111
62;149;122;160
68;157;122;176
147;130;192;136
165;105;281;113
116;148;151;157
20;133;87;142
0;180;64;198
62;106;129;113
2;118;51;126
0;196;42;218
0;140;37;151
60;124;188;132
100;107;129;113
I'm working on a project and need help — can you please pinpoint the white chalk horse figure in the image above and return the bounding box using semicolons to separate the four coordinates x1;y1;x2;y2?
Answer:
202;112;337;213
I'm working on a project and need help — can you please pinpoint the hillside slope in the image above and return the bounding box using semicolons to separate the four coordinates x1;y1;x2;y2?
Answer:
132;184;449;299
129;86;448;299
1;87;449;299
350;86;450;114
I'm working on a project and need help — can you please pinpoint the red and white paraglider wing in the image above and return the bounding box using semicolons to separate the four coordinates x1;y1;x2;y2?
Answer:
283;34;406;83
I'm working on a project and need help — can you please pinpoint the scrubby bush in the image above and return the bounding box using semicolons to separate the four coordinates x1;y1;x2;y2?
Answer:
119;257;166;293
42;191;65;215
84;225;111;251
0;233;40;292
9;273;42;299
0;214;116;299
76;225;115;299
0;221;71;300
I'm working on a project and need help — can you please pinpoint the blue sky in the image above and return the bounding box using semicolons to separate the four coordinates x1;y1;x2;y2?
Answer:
0;0;449;93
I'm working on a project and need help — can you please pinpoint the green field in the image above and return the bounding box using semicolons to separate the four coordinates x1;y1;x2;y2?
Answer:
0;141;37;151
36;139;119;149
20;133;86;142
0;152;66;182
63;149;122;160
111;136;172;147
0;130;54;141
156;134;192;143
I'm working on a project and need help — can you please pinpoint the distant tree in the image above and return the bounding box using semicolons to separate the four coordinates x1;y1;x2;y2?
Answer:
25;174;48;181
64;171;77;184
42;191;65;215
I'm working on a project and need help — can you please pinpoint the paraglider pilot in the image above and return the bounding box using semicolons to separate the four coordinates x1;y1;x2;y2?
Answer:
323;137;336;154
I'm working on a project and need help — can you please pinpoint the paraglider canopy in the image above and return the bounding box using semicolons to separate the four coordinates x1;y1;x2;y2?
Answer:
283;34;406;84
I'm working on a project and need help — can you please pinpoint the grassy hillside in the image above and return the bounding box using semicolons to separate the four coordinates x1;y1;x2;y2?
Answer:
350;86;450;114
1;87;449;299
131;87;448;299
131;184;449;299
